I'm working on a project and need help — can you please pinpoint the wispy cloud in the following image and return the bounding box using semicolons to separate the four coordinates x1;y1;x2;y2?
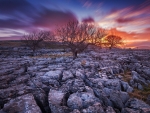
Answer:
98;1;150;33
0;0;77;40
83;1;92;8
97;0;150;47
82;17;95;23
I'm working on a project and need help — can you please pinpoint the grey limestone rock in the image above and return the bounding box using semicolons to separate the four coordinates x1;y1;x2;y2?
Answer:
106;106;116;113
67;93;83;110
121;108;140;113
137;83;143;90
67;92;100;110
42;70;62;81
82;102;105;113
48;90;66;106
104;79;121;91
62;70;74;81
125;98;150;112
2;94;42;113
109;91;129;110
147;95;150;105
48;90;71;113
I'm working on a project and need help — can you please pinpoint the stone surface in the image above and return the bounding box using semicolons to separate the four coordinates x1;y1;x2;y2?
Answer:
67;93;83;110
104;79;121;91
2;94;42;113
42;70;62;81
48;90;66;105
82;102;104;113
67;92;100;110
80;92;100;108
137;83;143;90
106;106;116;113
147;95;150;105
126;86;133;93
70;79;85;93
125;98;150;112
49;105;71;113
62;70;74;81
121;108;140;113
109;91;129;110
75;70;85;79
1;47;150;113
109;93;124;110
71;109;81;113
121;81;128;91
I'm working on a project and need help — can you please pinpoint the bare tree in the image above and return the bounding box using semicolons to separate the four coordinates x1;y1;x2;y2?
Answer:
56;21;106;59
22;31;54;55
104;35;123;49
93;28;107;48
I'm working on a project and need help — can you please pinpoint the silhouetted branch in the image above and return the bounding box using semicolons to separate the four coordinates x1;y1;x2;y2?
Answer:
56;21;106;59
21;31;55;55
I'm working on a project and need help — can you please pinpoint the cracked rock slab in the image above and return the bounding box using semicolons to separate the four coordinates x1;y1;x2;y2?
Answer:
2;93;42;113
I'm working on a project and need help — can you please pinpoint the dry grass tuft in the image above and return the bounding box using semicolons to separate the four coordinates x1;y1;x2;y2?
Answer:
116;71;150;103
115;70;132;82
81;60;86;66
121;71;132;82
31;52;72;58
129;85;150;103
0;40;23;47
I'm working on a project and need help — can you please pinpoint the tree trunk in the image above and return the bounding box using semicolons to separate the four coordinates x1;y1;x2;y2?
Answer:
32;47;36;56
73;51;78;60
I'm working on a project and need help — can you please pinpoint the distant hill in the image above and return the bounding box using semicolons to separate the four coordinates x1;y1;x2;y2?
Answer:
135;46;150;49
0;40;23;47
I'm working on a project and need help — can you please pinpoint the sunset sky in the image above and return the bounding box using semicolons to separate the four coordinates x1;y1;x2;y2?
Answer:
0;0;150;48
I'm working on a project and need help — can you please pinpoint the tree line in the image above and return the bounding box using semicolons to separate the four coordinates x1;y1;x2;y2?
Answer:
22;21;123;59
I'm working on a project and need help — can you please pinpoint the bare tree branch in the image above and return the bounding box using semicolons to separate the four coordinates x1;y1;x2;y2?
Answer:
104;35;123;49
21;31;54;55
56;21;106;59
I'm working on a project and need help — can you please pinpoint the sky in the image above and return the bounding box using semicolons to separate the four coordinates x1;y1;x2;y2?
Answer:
0;0;150;48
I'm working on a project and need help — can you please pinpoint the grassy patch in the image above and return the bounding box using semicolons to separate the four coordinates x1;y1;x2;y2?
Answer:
115;70;132;82
129;85;150;103
0;40;23;47
117;71;150;103
31;52;73;58
121;71;132;82
45;44;67;49
0;40;68;50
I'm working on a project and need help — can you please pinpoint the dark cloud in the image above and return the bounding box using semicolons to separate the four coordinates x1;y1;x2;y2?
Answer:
0;0;35;15
0;19;29;29
0;0;77;30
82;17;95;23
33;8;77;28
0;0;36;29
116;18;135;23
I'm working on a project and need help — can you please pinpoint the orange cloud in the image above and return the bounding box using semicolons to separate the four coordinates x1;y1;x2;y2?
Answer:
105;28;150;48
97;1;150;48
